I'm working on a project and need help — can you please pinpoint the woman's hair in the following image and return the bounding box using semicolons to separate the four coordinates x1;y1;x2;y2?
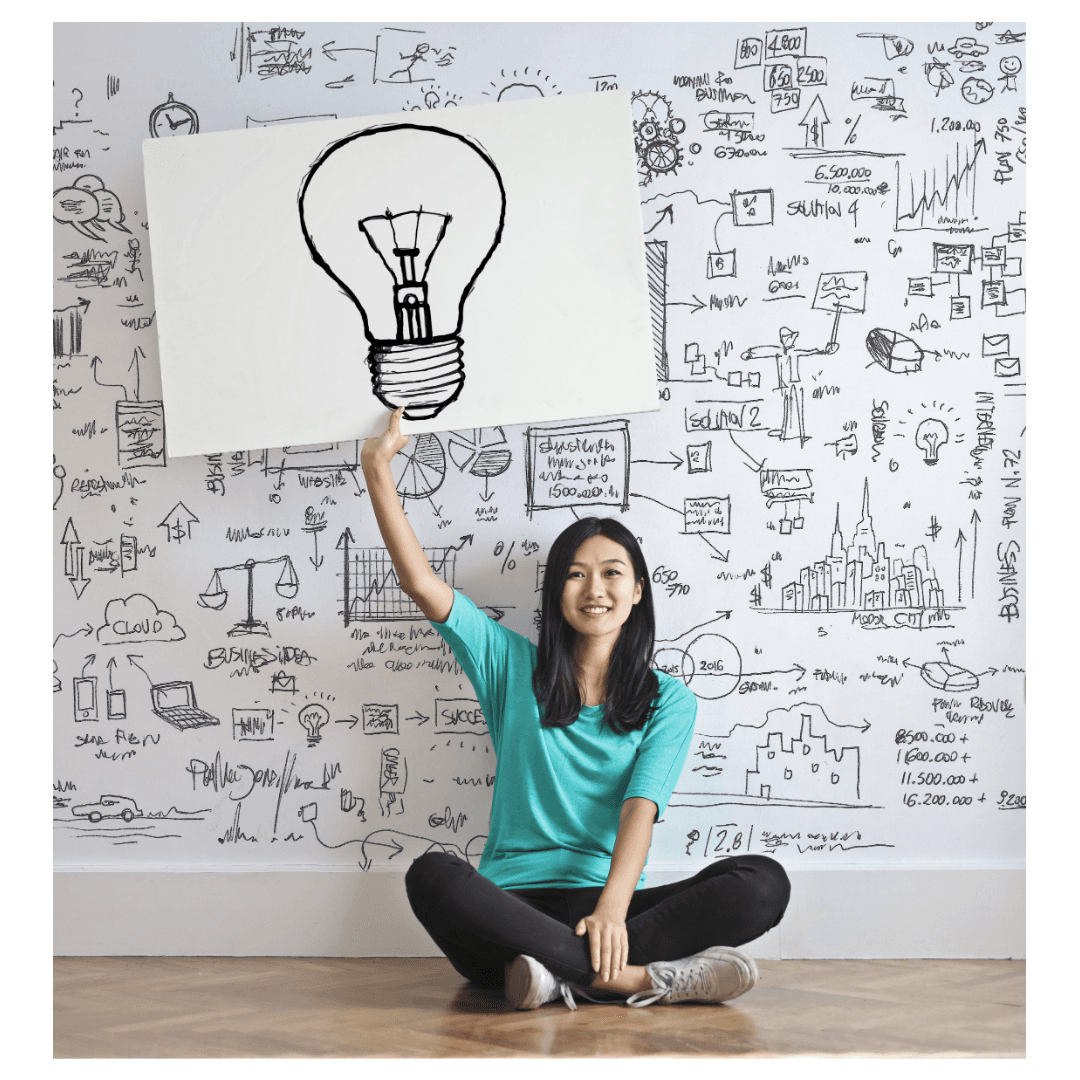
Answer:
532;517;659;734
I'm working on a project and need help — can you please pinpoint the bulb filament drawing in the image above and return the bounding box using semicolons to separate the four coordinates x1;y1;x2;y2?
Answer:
299;124;506;421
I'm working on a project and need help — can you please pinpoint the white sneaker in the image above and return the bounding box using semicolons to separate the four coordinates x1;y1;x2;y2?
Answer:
625;946;759;1007
504;955;578;1011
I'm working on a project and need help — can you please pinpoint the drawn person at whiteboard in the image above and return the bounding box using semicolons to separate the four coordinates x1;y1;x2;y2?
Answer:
741;326;838;446
361;409;790;1010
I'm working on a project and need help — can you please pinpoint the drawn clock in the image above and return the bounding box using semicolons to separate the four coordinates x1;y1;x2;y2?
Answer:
149;92;199;137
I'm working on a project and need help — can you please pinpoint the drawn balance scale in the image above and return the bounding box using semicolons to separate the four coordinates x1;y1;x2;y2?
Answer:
148;92;200;137
197;556;299;636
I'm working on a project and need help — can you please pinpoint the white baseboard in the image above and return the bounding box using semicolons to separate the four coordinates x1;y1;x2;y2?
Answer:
53;866;1024;959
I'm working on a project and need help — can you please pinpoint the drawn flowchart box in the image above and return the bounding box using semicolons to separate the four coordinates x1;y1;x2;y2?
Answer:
525;419;630;514
731;190;775;226
734;37;763;68
933;243;975;274
682;496;731;534
686;443;713;473
812;271;868;314
362;703;399;735
232;708;274;741
706;250;737;278
434;698;488;735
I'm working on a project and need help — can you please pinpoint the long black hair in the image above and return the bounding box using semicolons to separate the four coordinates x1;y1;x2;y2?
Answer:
532;517;659;734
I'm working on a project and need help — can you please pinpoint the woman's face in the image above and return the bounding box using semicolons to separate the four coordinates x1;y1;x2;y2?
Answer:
560;534;643;645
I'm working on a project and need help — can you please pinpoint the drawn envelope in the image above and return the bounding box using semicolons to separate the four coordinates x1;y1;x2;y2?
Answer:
982;334;1010;356
994;358;1021;378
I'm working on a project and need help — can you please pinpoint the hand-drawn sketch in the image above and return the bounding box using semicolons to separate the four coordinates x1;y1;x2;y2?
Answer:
198;556;300;637
54;21;1024;878
299;124;506;420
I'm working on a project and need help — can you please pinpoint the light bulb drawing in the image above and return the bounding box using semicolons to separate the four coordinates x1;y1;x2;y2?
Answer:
197;556;300;637
914;418;949;465
298;703;330;747
299;124;506;421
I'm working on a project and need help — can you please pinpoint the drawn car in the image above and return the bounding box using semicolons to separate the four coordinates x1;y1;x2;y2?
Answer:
71;795;142;823
948;37;989;58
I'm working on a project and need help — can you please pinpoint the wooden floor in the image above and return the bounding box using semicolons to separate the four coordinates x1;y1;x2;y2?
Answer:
54;956;1024;1058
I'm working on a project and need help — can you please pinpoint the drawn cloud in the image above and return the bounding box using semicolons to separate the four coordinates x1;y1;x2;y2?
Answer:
97;593;186;644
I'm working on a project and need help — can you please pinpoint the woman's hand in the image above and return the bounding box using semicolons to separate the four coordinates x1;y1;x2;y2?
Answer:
575;908;629;984
361;406;409;472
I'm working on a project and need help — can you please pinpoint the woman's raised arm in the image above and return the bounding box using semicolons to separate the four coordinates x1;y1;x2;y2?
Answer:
360;407;455;624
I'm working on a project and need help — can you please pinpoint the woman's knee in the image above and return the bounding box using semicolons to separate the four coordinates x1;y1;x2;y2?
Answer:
404;848;470;906
740;855;791;922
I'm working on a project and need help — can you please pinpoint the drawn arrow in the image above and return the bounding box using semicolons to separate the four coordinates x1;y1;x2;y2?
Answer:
426;495;443;518
449;534;475;551
322;40;375;60
479;606;512;623
955;527;966;603
644;203;674;234
825;716;871;732
665;295;706;314
69;554;90;598
970;508;980;598
631;451;684;469
727;432;765;472
743;664;807;681
82;654;96;676
405;711;431;725
126;654;154;685
90;355;129;400
799;94;830;149
159;501;199;543
309;530;324;570
53;623;93;647
128;347;143;401
480;475;495;503
106;655;117;689
976;667;999;678
326;75;356;89
335;715;361;729
697;535;730;562
337;528;355;624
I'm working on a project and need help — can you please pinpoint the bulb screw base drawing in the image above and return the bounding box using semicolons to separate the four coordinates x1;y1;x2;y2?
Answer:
368;336;465;420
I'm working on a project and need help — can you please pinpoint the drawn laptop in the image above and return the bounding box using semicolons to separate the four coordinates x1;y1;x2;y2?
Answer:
151;681;220;730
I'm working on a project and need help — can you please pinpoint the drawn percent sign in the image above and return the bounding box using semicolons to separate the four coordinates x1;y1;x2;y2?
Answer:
654;633;742;699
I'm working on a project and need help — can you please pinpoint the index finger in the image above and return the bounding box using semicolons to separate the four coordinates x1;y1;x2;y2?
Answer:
387;406;405;438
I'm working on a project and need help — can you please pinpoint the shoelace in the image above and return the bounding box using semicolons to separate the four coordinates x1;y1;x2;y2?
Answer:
555;978;577;1011
625;963;709;1008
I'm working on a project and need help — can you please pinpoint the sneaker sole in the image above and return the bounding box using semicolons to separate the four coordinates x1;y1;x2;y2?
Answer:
505;955;547;1010
698;946;759;1001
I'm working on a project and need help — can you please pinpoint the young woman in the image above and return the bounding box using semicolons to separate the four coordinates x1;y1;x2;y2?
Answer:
362;409;790;1010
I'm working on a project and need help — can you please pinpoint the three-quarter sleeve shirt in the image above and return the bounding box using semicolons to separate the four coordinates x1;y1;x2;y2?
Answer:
432;590;697;890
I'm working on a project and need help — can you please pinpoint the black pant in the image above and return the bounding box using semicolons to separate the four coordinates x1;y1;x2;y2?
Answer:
404;850;791;989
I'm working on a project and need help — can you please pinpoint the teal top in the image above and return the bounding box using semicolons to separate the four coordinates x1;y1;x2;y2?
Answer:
432;591;697;890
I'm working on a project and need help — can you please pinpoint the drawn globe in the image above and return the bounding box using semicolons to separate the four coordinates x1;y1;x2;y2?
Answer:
393;433;447;499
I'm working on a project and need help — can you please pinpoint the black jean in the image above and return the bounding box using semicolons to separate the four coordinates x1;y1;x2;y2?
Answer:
404;849;791;989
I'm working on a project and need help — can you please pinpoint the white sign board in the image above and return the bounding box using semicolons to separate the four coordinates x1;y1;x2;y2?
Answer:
142;91;657;457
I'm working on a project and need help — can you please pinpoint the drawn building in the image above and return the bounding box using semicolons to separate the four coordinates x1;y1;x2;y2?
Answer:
744;708;860;805
778;480;945;613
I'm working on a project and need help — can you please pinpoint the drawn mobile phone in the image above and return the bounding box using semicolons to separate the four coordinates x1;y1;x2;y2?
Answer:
74;677;98;721
106;689;127;720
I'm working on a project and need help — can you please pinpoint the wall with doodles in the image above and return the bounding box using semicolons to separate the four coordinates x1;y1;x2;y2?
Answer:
53;21;1025;958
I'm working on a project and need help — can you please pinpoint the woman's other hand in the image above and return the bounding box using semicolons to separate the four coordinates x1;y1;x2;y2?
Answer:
575;909;629;984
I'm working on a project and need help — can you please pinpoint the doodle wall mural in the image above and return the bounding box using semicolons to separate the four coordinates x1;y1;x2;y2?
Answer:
54;22;1025;874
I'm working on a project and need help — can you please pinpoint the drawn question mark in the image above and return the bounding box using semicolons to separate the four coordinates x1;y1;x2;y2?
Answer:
72;88;83;115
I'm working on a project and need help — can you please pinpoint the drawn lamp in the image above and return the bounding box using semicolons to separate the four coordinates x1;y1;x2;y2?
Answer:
299;124;506;421
298;703;330;746
914;418;949;465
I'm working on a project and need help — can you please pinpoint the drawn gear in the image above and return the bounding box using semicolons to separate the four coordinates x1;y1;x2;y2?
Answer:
630;91;684;186
642;139;682;177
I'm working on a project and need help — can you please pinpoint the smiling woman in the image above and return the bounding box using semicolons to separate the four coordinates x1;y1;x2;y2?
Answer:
360;408;790;1013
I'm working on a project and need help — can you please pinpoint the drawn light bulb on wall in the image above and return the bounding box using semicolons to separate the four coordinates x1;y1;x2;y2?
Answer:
915;418;949;465
298;703;330;747
299;124;506;420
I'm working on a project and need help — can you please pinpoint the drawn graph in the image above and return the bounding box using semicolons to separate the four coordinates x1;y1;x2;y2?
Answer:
895;139;985;232
340;544;456;623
